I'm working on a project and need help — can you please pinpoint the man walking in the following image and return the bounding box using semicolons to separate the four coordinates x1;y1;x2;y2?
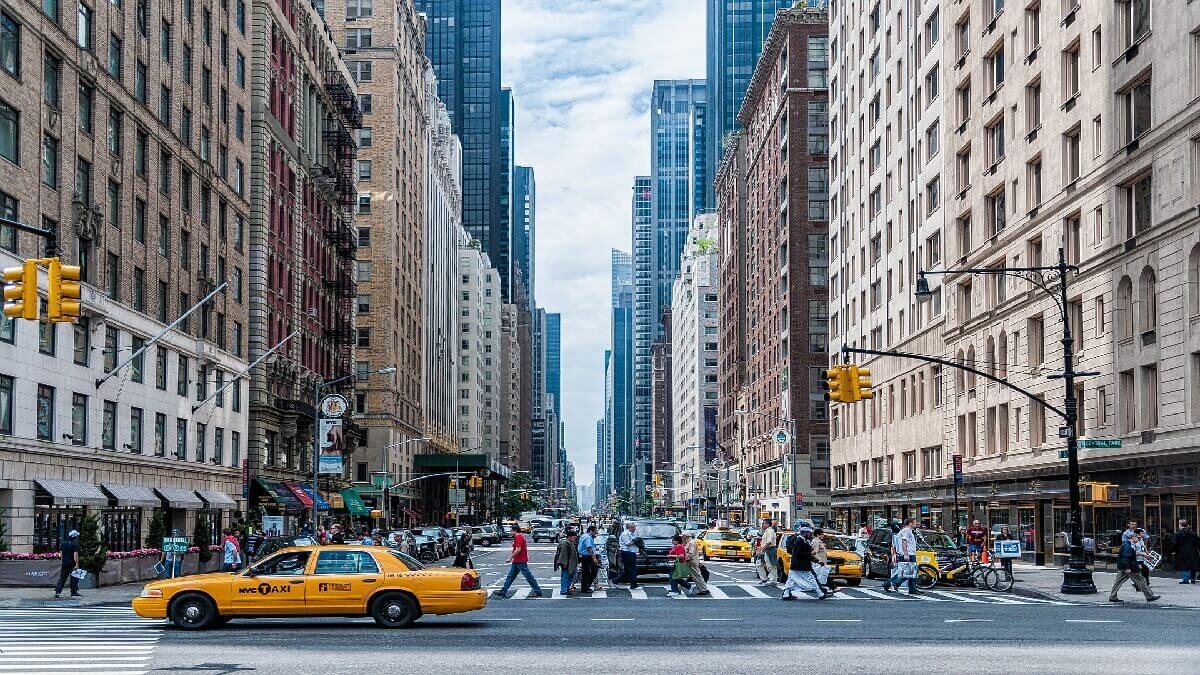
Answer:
883;517;921;594
781;527;827;600
756;518;778;585
1174;519;1200;584
1110;531;1159;602
617;522;641;589
495;525;544;599
554;530;580;595
221;529;241;571
682;532;710;596
54;530;82;598
578;525;600;593
965;519;988;560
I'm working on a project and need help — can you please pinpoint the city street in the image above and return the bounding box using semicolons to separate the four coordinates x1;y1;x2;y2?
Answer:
6;544;1200;674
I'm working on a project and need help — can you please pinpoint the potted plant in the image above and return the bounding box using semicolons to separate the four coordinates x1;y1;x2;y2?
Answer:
77;513;108;588
194;514;213;571
146;509;166;551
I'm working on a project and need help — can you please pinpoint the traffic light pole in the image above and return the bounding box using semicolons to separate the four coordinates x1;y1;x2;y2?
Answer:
0;216;59;257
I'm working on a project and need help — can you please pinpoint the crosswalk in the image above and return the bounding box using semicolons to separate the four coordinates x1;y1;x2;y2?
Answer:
486;583;1072;605
0;606;164;674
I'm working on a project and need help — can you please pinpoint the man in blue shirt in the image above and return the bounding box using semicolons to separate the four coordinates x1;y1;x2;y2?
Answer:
578;525;600;593
617;522;641;589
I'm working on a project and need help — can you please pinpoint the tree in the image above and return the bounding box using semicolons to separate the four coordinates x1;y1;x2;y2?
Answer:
502;473;539;518
146;509;166;551
77;513;108;576
194;514;213;564
0;508;9;551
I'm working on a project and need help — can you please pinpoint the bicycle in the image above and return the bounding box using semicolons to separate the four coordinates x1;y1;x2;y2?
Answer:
915;556;1013;592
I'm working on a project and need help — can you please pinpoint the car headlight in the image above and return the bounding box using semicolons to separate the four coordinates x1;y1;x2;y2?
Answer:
139;588;163;598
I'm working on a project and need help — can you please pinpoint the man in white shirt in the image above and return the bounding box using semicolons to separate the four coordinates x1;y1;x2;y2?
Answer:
883;518;921;594
617;522;641;589
756;519;779;585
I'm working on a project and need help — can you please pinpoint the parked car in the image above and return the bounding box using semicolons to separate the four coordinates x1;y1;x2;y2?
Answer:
862;527;964;579
421;527;455;558
775;533;863;586
406;531;439;563
471;526;501;546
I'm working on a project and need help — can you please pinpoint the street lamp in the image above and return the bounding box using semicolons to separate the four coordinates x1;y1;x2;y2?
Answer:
311;366;397;531
916;248;1096;595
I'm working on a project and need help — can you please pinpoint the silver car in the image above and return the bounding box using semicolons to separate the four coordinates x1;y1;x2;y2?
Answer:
471;525;501;546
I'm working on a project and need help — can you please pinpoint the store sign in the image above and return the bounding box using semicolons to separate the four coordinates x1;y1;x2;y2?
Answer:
1078;438;1122;449
318;418;344;475
241;459;250;498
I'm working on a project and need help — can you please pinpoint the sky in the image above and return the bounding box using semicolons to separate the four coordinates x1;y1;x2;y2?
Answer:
501;0;705;487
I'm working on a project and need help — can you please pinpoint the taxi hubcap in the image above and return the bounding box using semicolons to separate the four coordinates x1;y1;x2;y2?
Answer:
386;603;403;619
184;604;202;621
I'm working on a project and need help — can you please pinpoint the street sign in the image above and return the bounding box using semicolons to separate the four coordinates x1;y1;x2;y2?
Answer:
1079;438;1123;449
162;537;189;554
1058;426;1071;438
794;492;804;507
773;428;791;445
952;454;964;486
449;488;466;506
319;394;349;417
371;474;394;489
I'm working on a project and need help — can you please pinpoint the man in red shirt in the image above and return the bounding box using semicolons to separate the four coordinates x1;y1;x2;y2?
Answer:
494;524;544;598
966;519;988;559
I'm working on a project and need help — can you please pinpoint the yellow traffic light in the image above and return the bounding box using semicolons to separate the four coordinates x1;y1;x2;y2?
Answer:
47;258;81;322
821;366;854;403
449;479;457;489
654;473;662;486
852;365;874;401
3;260;38;320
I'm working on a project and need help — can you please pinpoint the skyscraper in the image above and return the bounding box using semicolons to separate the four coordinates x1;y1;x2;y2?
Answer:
415;0;509;298
610;249;635;495
545;312;562;407
513;166;537;307
634;81;708;505
498;87;516;301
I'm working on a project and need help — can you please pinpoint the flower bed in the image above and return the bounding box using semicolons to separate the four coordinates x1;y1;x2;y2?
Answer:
0;545;226;587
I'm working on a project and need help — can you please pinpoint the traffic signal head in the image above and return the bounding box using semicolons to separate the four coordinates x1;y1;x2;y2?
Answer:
853;365;874;400
449;479;457;489
47;258;81;322
822;366;856;402
3;260;38;321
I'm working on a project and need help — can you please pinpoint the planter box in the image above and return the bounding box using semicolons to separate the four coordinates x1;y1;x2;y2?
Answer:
2;556;224;588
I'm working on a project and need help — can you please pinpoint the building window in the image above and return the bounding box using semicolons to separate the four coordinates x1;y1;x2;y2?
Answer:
807;36;828;87
175;418;187;459
39;320;56;356
985;116;1005;165
1062;41;1080;100
177;354;188;396
42;134;59;188
0;12;19;78
349;61;372;82
0;374;11;435
36;384;54;440
1026;158;1042;207
231;430;240;465
43;51;61;108
357;160;371;180
130;335;144;382
345;0;372;18
1121;172;1152;239
101;399;116;449
1025;80;1041;131
1120;0;1151;49
1121;76;1151;146
986;187;1006;237
986;43;1004;91
0;101;16;164
195;422;206;462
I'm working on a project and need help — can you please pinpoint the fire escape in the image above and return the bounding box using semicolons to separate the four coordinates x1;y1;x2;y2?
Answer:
322;69;362;378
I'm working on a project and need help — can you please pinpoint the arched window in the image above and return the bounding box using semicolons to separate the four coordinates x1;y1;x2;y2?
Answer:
1139;266;1157;334
1188;244;1200;317
955;349;966;393
966;346;977;391
1116;275;1134;339
997;331;1008;378
985;336;996;377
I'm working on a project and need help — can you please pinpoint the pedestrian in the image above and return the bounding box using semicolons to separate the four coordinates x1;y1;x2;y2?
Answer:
245;527;263;562
605;526;622;584
857;522;870;539
158;528;185;579
1121;520;1139;544
554;530;580;595
54;530;82;598
995;526;1017;576
965;519;988;560
1109;531;1160;603
667;535;693;597
780;528;827;600
617;522;641;589
1174;520;1200;584
810;528;836;596
453;529;474;568
360;529;376;546
329;523;346;545
494;525;544;599
883;517;921;594
682;532;710;596
578;525;601;593
756;518;778;585
221;529;241;572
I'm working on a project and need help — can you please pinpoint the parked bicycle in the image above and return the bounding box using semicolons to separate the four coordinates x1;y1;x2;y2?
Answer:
916;555;1013;592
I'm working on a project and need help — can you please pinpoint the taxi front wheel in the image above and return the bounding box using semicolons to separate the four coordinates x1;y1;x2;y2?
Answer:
169;593;218;631
372;592;419;628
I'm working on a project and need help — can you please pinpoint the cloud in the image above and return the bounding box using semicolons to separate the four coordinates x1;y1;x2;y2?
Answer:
502;0;705;489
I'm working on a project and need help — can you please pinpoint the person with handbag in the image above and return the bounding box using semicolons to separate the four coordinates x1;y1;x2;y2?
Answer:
781;528;826;600
666;535;693;597
1110;531;1160;602
578;525;601;593
54;530;82;598
883;517;921;594
554;530;580;595
681;532;711;596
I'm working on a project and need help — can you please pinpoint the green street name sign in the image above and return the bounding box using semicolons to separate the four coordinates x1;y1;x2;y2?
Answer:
1078;439;1122;449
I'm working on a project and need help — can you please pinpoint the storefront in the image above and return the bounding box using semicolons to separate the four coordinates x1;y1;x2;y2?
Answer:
338;487;371;528
251;478;306;535
413;454;510;526
31;479;108;553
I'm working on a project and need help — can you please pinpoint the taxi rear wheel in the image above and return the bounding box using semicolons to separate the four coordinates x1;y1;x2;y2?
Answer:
169;593;218;631
372;592;419;628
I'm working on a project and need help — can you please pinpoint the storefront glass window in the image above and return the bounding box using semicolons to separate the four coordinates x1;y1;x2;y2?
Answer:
102;508;142;552
33;506;83;554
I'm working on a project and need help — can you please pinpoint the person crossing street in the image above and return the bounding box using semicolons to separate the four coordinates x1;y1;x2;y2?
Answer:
554;530;580;595
1110;531;1160;603
682;532;710;596
756;518;778;585
617;522;641;589
494;524;544;599
883;518;921;594
781;526;828;600
578;525;600;593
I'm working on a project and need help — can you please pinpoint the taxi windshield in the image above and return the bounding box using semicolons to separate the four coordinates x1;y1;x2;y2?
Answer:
704;532;744;542
822;536;849;551
388;550;427;571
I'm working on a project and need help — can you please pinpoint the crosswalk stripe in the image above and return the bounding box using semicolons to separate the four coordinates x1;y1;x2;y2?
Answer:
737;584;771;598
0;606;163;674
511;587;531;600
849;588;899;600
591;588;607;598
705;585;729;599
629;587;647;600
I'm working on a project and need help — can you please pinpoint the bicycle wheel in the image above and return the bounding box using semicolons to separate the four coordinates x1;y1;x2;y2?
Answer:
986;567;1014;592
915;564;939;589
972;566;989;590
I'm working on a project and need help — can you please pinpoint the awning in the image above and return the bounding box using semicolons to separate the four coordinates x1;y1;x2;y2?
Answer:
339;488;370;516
35;479;109;507
267;481;304;511
196;490;238;509
100;483;161;508
283;482;314;508
154;487;204;509
298;485;330;510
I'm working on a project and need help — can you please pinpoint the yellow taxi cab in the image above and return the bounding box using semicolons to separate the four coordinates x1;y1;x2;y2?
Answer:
775;532;864;586
132;545;486;630
695;528;753;561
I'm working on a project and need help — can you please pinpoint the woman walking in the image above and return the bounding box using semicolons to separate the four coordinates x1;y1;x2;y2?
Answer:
667;535;693;597
995;526;1017;576
453;529;474;568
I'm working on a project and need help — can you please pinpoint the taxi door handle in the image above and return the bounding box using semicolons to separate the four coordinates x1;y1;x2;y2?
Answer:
289;580;304;585
363;578;377;583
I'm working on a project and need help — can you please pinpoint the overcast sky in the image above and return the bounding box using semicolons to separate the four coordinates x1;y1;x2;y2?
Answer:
501;0;705;487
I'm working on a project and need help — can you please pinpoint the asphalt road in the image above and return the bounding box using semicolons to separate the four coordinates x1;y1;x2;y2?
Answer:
14;543;1199;674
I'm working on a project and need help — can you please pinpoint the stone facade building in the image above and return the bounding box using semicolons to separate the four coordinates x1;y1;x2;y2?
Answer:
715;5;830;527
0;0;251;551
828;1;1200;562
455;240;500;460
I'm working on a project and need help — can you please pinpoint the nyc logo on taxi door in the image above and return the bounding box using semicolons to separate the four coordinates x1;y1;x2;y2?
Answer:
238;582;294;595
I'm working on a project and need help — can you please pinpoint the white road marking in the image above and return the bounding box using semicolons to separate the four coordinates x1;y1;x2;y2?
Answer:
945;619;995;623
925;590;984;603
1065;619;1123;623
700;618;738;621
591;588;608;599
817;619;862;622
737;584;771;598
705;585;730;599
629;587;648;600
590;618;634;621
511;587;532;600
851;588;898;600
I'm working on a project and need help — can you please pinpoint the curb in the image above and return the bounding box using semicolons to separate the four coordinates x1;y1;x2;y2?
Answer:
0;597;135;609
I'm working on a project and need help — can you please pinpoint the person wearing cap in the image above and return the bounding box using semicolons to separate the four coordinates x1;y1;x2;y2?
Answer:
159;528;185;578
54;530;82;598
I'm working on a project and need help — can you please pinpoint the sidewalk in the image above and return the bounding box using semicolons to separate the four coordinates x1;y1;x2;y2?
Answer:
0;582;144;608
1010;562;1200;608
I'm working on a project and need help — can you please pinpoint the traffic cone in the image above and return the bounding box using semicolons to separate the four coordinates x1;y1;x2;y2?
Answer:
981;549;990;564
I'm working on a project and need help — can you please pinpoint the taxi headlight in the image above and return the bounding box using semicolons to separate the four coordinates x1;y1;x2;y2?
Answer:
140;588;163;599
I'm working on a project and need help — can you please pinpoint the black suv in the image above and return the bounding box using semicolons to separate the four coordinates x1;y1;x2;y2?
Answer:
863;527;965;578
624;520;681;576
